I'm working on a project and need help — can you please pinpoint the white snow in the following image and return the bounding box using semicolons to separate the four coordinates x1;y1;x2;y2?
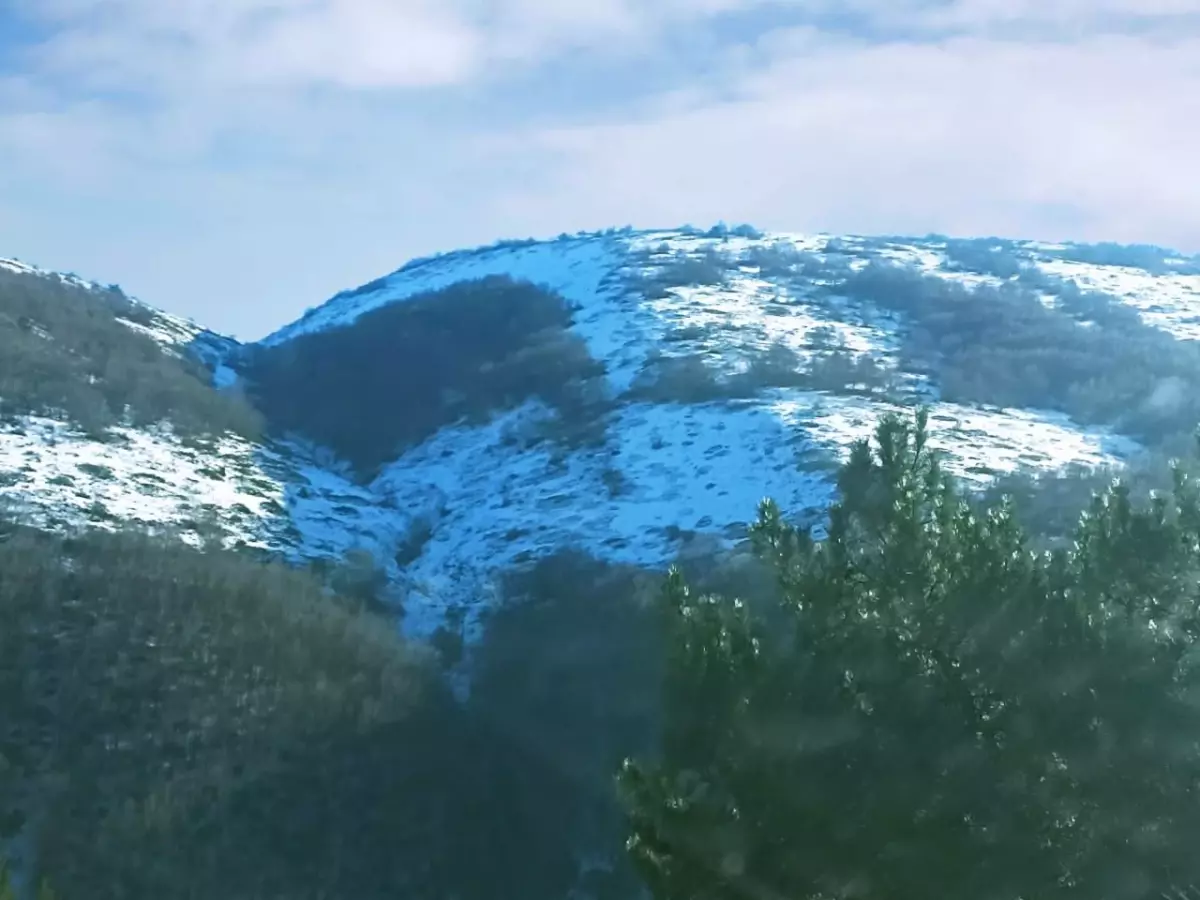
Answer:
213;363;240;389
9;226;1198;643
0;258;37;276
114;312;208;357
1033;257;1200;340
263;235;620;340
370;391;1134;640
0;416;424;590
0;257;99;291
630;239;898;371
116;309;205;349
0;416;285;548
1;254;210;353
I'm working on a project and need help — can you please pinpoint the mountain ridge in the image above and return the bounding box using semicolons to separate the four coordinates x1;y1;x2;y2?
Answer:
4;225;1200;639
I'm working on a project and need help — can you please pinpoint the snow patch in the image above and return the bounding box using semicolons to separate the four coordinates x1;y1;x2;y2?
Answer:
371;391;1135;640
8;227;1193;644
0;258;37;276
1033;258;1200;340
213;364;239;389
116;311;206;355
0;416;285;549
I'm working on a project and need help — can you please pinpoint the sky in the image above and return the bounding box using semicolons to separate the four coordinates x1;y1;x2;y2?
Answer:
0;0;1197;340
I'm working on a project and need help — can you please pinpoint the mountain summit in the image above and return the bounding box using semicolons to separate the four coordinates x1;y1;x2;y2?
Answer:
4;225;1200;638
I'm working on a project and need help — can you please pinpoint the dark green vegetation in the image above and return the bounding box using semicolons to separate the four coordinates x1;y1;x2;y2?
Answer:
627;342;894;404
9;233;1200;898
0;522;596;900
621;410;1200;900
463;547;783;900
0;267;261;440
247;234;1200;472
841;262;1200;445
468;552;667;900
245;275;609;475
637;249;730;298
937;236;1200;277
852;244;1200;447
981;443;1200;552
711;237;1200;451
10;408;1200;899
0;862;55;899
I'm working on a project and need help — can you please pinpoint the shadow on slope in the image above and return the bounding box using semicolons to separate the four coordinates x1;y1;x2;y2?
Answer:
244;275;610;476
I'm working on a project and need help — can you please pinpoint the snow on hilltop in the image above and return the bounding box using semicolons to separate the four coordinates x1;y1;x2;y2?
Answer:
260;228;1200;352
249;225;1194;636
7;227;1200;638
1;254;213;352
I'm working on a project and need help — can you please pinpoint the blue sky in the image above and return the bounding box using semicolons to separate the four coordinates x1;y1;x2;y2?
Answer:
0;0;1197;340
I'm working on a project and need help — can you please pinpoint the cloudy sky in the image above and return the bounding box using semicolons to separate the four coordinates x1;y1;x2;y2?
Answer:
0;0;1197;339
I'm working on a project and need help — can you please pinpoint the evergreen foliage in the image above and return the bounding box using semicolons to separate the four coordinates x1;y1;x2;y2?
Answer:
621;408;1200;900
245;275;608;474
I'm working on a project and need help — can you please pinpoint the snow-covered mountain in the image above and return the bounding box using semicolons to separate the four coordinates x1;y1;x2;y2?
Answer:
3;226;1199;640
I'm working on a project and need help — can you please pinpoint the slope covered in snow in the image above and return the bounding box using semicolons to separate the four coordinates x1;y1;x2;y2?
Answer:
371;395;1135;637
0;253;224;356
243;225;1198;636
7;226;1200;640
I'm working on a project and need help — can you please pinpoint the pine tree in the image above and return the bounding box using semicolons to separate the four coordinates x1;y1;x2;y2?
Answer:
620;408;1200;900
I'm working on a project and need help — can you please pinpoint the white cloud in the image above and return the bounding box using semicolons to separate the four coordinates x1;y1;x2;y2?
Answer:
494;29;1200;249
234;2;484;88
17;0;483;92
13;0;795;95
792;0;1200;32
1;0;1198;338
923;0;1200;29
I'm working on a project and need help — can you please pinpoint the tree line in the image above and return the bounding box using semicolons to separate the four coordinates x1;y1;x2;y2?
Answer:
0;268;260;441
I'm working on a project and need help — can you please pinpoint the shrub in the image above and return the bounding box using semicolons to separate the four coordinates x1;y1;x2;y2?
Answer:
0;518;586;899
798;349;895;394
626;352;732;404
621;409;1200;900
0;267;262;440
1046;242;1200;276
0;864;56;900
245;276;609;474
732;341;891;396
642;250;730;297
0;520;428;894
394;516;435;568
728;224;764;239
325;547;397;617
981;445;1200;550
732;341;807;391
940;237;1025;279
837;260;1200;448
627;342;894;405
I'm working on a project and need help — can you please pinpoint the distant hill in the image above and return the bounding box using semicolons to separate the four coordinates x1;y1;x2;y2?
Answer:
4;227;1200;899
4;227;1200;636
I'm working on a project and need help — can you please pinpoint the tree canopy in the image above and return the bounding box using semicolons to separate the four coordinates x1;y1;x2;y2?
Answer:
621;408;1200;900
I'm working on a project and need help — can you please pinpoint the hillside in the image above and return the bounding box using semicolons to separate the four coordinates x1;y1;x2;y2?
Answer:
240;226;1198;634
5;228;1200;899
6;228;1200;639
